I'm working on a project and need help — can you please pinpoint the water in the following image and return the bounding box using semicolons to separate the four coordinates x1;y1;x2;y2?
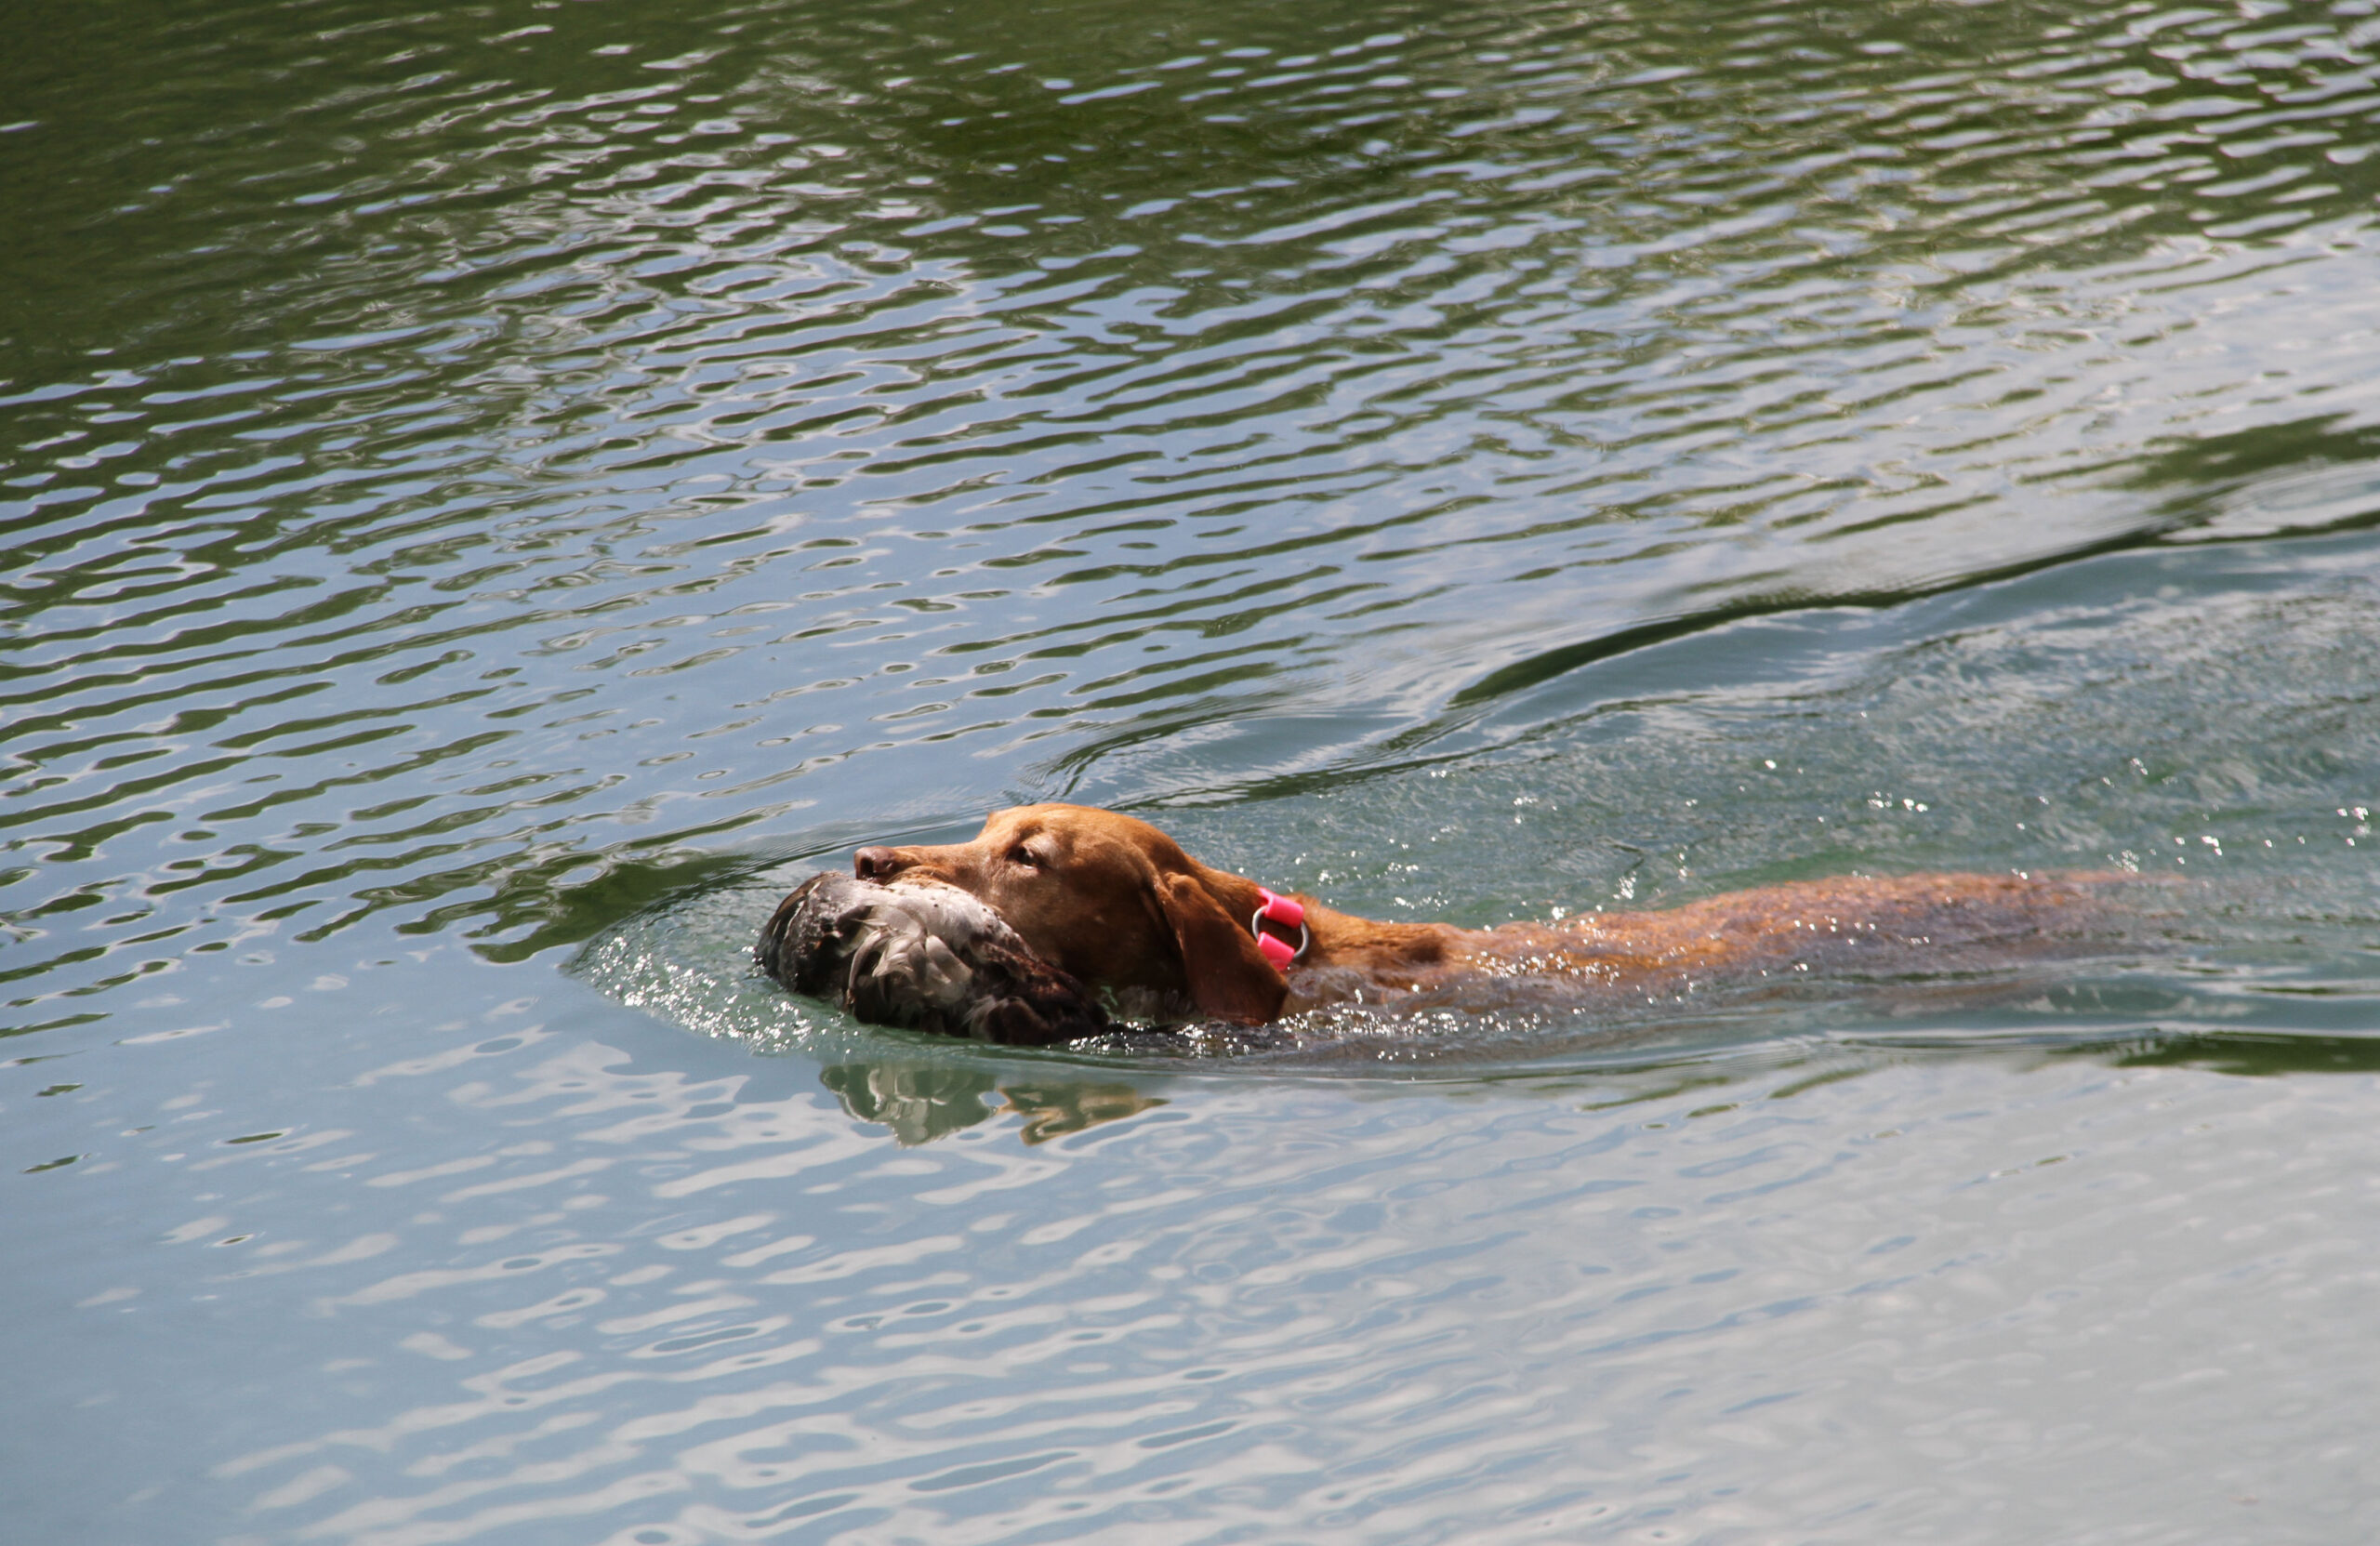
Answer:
7;0;2380;1539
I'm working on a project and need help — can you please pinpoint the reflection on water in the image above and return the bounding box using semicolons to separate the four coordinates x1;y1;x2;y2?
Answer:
9;0;2380;1539
817;1061;1168;1146
817;1061;1007;1145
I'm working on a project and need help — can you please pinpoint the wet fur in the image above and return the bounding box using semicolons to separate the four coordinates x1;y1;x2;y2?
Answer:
760;803;2133;1042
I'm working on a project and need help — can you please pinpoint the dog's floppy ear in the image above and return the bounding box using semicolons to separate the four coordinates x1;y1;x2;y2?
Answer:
1152;870;1288;1024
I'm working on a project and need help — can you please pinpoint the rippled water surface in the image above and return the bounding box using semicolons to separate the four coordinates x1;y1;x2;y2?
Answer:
8;0;2380;1539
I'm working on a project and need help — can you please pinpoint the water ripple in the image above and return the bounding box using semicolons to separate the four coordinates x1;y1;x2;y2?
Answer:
103;1037;2360;1544
7;0;2380;1025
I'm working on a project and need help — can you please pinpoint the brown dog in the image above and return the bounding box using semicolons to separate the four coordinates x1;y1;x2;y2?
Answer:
848;803;2123;1026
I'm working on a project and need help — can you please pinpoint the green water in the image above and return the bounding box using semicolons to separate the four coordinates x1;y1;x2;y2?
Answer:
7;0;2380;1539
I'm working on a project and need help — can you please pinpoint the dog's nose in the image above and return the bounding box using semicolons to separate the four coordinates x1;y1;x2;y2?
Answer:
853;846;904;881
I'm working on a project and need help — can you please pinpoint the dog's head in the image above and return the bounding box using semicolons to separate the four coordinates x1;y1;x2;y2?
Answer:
849;803;1289;1024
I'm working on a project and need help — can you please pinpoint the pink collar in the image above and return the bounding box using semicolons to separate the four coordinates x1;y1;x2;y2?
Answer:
1250;887;1310;969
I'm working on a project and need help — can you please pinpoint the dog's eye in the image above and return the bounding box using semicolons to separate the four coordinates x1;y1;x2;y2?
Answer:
1008;844;1039;869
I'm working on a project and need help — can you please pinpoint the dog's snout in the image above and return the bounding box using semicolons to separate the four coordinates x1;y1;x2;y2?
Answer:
853;845;905;880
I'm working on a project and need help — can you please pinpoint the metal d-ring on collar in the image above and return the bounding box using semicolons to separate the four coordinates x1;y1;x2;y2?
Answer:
1250;887;1310;969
